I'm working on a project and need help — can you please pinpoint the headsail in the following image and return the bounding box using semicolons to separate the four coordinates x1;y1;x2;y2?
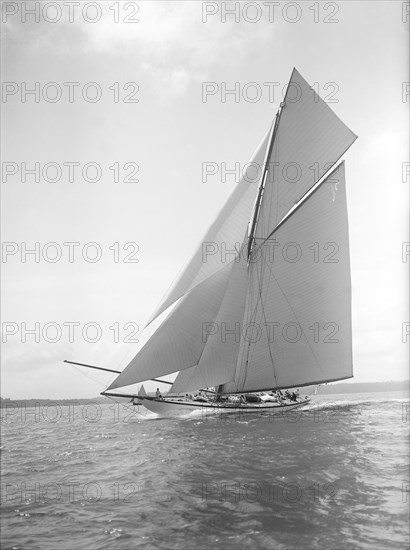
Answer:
170;245;249;394
107;258;237;391
170;364;208;395
146;128;271;326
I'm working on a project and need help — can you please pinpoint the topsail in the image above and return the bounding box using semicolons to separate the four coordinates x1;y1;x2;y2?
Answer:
254;68;357;237
107;68;357;395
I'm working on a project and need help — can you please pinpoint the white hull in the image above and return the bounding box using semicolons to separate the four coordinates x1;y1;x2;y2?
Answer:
140;397;310;417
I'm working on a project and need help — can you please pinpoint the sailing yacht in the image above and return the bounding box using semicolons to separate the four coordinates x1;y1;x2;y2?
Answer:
66;68;357;416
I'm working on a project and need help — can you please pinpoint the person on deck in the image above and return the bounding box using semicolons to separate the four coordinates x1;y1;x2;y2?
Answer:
155;388;162;399
193;392;207;402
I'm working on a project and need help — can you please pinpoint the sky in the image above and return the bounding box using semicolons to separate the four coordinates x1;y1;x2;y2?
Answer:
1;0;409;398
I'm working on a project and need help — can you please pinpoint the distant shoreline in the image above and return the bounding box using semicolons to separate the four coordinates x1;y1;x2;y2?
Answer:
1;380;408;406
311;380;409;395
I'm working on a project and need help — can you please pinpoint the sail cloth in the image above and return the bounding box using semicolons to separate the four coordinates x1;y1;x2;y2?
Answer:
145;128;271;326
170;249;249;394
223;162;353;393
148;69;356;327
253;68;357;239
107;69;356;395
107;259;237;391
170;364;208;395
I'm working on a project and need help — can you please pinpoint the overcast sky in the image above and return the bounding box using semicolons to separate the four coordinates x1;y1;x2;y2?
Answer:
2;1;408;398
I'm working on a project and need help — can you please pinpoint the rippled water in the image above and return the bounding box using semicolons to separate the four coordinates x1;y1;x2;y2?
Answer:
1;391;409;550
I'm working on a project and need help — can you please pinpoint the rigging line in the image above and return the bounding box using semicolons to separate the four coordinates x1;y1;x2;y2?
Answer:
240;85;290;390
118;254;241;392
234;265;257;392
274;128;280;232
259;123;280;249
173;363;208;394
266;74;294;242
116;339;143;372
69;364;112;388
240;258;264;391
256;160;347;253
105;322;152;379
240;248;277;392
105;394;148;419
240;167;279;390
247;103;285;263
243;222;274;376
194;255;242;371
252;69;357;255
247;118;275;262
261;247;323;374
256;248;280;389
246;204;272;327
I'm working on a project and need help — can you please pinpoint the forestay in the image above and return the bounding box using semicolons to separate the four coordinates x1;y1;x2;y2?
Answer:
107;258;237;390
170;246;249;394
146;128;271;326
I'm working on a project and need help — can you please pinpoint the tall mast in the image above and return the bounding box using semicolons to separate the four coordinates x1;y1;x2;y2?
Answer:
247;102;284;262
242;101;286;393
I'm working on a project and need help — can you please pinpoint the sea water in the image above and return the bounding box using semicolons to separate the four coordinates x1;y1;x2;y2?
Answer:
1;391;409;550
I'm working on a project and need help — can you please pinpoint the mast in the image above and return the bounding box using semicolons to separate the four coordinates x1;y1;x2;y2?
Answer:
242;102;286;392
247;102;284;262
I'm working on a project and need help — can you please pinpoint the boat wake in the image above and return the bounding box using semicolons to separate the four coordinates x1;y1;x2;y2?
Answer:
135;394;408;421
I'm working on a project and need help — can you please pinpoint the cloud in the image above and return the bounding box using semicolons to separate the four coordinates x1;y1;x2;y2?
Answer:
140;63;190;100
3;2;278;98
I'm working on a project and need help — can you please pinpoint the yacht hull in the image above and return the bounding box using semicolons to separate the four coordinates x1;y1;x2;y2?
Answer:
140;397;310;417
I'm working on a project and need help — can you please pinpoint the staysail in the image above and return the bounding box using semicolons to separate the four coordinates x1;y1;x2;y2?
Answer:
170;245;249;394
106;68;356;395
145;127;271;326
107;258;237;390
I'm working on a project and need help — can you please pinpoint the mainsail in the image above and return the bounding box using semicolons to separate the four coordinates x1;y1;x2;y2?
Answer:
106;68;357;395
224;162;352;393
